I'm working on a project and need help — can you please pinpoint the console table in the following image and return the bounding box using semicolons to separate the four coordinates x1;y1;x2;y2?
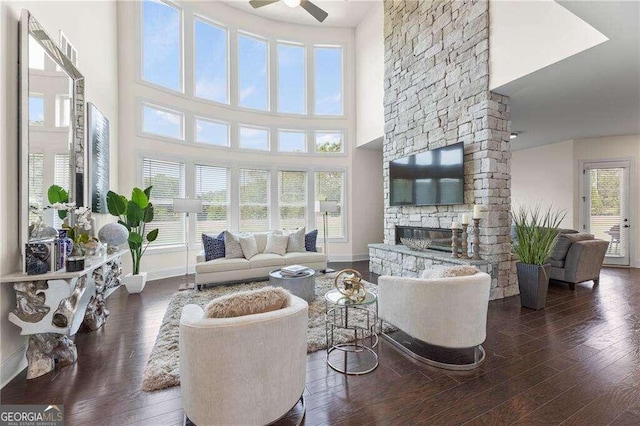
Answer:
0;250;125;379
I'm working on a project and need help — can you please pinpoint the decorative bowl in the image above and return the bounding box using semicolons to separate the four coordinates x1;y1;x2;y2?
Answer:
400;237;433;251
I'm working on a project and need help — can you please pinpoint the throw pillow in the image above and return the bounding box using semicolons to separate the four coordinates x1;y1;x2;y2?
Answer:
287;227;306;253
305;229;318;252
549;232;594;261
430;266;479;279
224;231;244;259
205;287;291;318
239;234;259;259
264;233;289;256
202;233;225;261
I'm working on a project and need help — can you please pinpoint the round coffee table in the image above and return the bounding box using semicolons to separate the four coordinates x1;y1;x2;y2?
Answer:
269;268;316;302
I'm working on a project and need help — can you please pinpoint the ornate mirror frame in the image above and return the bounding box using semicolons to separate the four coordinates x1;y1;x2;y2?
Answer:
19;9;85;261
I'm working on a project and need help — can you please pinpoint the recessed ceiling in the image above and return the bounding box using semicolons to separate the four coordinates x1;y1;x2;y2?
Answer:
222;0;378;28
498;1;640;150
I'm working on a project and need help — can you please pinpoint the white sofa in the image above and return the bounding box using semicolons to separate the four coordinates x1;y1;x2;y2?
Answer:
180;295;308;425
196;231;327;289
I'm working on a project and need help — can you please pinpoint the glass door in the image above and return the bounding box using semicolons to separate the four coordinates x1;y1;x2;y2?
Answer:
582;161;631;266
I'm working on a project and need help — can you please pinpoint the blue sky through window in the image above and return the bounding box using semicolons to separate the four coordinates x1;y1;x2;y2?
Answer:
239;126;269;150
238;34;268;110
143;105;182;139
142;0;181;91
315;47;343;115
196;119;229;146
29;96;44;126
278;43;305;114
195;19;228;103
278;130;306;152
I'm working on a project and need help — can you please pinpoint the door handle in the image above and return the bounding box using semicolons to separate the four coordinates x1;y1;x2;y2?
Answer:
623;224;630;228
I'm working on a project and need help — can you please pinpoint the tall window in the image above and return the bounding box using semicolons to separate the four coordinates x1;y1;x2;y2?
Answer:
278;130;306;153
195;118;229;146
239;126;269;151
142;104;183;139
315;171;344;238
195;164;229;237
142;0;181;91
239;168;270;232
194;18;228;103
279;171;307;229
142;158;185;245
238;34;268;110
314;46;343;115
315;131;344;153
277;43;305;114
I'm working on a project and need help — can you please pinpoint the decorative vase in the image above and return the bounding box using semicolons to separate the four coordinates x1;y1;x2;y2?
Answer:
516;263;550;310
124;272;147;294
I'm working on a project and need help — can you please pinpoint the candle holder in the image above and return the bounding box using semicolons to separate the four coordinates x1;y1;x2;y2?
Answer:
451;228;460;258
472;218;482;260
460;224;470;259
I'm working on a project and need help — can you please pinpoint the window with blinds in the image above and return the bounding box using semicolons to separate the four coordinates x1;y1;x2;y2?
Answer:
279;171;307;229
142;158;185;245
315;171;344;238
239;168;270;232
195;164;229;237
28;153;44;225
53;154;71;228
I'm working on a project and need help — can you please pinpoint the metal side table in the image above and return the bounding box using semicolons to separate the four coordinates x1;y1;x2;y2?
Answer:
325;289;379;375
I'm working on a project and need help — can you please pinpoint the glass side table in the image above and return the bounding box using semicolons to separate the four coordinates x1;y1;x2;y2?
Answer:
324;288;379;375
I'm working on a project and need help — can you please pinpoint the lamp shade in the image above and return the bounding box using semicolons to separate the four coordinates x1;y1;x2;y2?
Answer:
315;200;339;213
173;198;203;214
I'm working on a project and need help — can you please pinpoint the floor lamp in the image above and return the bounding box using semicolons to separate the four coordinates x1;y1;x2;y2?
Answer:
316;200;338;273
173;198;203;291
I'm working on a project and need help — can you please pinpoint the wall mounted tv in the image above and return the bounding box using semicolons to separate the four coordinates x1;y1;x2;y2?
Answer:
389;142;464;206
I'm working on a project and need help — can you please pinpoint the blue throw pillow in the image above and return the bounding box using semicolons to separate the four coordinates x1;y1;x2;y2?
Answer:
305;229;318;252
202;233;225;261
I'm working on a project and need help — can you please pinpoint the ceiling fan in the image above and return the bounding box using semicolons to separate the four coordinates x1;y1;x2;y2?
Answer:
249;0;329;23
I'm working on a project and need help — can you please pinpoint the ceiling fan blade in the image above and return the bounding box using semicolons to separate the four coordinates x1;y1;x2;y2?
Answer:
300;0;328;23
249;0;280;9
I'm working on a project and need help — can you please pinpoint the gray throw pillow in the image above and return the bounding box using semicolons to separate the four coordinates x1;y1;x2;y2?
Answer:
286;227;306;253
224;231;244;259
550;233;594;261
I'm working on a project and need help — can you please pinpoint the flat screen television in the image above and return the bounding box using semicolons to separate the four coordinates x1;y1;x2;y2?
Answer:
389;142;464;206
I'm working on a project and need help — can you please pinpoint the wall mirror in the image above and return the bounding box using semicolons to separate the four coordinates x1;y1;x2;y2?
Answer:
19;10;85;257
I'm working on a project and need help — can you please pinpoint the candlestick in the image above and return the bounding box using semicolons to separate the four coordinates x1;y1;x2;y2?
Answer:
472;218;481;260
460;224;470;259
473;205;482;219
451;221;460;229
451;228;460;258
461;213;469;225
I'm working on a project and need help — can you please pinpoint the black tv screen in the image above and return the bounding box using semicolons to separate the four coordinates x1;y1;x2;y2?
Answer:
389;142;464;206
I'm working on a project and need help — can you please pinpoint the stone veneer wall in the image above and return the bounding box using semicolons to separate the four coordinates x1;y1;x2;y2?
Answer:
381;0;517;299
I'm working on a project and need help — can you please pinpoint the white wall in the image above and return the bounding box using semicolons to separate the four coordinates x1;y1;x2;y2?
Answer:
489;0;608;90
511;140;574;228
1;0;119;387
355;1;384;147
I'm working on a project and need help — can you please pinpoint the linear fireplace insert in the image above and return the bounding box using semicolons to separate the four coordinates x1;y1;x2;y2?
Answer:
395;226;453;253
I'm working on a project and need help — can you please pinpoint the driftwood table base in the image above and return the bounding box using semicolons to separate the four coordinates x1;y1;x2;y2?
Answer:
26;333;77;379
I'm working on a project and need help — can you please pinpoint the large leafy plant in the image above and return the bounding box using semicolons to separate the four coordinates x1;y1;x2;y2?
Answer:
106;187;159;275
511;205;567;266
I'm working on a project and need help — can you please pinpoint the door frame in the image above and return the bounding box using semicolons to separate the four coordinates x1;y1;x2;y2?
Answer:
579;158;635;267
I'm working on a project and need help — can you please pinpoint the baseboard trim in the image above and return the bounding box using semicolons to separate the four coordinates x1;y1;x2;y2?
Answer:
1;343;27;389
330;254;370;262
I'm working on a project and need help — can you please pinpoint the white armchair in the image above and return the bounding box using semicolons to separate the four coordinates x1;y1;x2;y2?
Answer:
179;295;308;425
378;269;491;369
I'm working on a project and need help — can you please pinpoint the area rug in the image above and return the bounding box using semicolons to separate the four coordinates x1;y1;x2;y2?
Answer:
141;274;386;391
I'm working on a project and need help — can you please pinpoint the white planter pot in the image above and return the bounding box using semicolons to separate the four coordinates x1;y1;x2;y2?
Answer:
124;272;147;294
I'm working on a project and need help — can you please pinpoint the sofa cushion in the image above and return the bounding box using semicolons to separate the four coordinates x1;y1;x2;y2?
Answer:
265;234;289;256
196;258;250;274
430;266;479;279
224;231;244;259
284;252;326;265
550;233;594;261
239;234;259;259
205;287;291;318
305;229;318;252
202;233;225;261
287;227;306;253
249;253;286;269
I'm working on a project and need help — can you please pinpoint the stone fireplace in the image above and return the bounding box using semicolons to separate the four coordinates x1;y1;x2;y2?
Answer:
395;225;453;253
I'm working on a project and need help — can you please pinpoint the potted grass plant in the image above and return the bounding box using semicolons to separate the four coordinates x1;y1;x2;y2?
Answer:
106;187;158;293
511;205;566;310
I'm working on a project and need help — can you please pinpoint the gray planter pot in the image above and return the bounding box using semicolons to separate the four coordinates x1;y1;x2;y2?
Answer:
516;262;550;310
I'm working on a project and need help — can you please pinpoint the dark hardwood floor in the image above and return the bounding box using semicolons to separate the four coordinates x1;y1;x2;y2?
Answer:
2;263;639;425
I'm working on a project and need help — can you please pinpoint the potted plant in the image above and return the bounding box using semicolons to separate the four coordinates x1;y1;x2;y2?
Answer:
511;205;566;310
106;187;158;293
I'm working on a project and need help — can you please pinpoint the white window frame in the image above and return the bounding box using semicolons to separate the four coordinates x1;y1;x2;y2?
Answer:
194;163;231;237
238;124;271;152
313;130;346;154
192;14;230;105
140;101;185;141
277;169;308;230
276;40;307;115
238;167;272;233
313;44;345;117
277;129;307;153
237;31;271;112
139;0;185;94
313;168;347;240
194;116;230;148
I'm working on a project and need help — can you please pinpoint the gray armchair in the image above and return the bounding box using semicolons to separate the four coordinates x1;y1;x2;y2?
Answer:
548;232;609;290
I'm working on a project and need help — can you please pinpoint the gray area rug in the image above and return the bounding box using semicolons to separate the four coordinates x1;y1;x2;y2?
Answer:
141;274;384;391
